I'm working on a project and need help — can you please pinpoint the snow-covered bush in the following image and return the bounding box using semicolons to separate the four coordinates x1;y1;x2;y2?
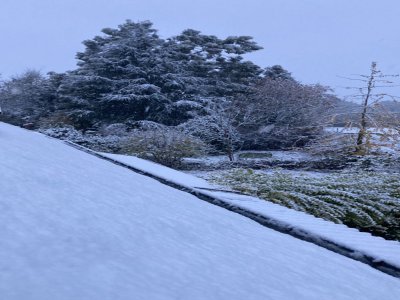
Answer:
39;126;128;152
122;128;207;168
125;120;167;131
179;103;242;161
0;70;56;127
99;123;129;136
81;135;129;152
39;126;85;143
211;169;400;241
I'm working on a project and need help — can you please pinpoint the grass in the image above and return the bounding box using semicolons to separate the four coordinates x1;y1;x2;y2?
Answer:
211;168;400;241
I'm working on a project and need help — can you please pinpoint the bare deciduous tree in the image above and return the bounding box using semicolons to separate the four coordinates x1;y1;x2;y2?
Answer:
180;100;242;161
341;62;400;154
234;77;336;149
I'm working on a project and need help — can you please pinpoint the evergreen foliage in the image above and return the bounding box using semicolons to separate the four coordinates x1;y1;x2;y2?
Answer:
57;20;263;128
0;70;56;127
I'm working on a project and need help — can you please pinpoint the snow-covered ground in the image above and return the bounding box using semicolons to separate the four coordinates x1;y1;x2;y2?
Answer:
248;150;313;161
325;127;399;134
184;150;314;166
1;122;400;299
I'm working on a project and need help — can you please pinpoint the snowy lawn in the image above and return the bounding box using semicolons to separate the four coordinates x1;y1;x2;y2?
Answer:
1;122;400;299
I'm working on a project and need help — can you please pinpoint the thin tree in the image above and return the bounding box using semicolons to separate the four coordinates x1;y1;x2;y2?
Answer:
342;62;400;154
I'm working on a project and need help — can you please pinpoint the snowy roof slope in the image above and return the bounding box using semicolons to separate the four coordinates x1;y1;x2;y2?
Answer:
101;152;213;189
1;122;400;300
102;153;400;273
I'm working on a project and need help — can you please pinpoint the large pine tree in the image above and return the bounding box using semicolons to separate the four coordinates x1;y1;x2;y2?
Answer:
58;20;263;128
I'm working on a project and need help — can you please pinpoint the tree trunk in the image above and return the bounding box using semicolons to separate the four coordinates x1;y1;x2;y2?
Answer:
355;62;376;154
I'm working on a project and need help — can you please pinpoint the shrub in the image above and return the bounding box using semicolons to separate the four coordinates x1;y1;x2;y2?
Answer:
39;125;128;152
122;128;207;168
39;126;85;142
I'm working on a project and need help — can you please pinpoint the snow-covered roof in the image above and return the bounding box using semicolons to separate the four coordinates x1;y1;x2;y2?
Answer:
101;152;400;274
1;122;399;299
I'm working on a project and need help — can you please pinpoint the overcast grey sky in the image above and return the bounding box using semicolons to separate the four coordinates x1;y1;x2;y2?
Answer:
1;0;399;96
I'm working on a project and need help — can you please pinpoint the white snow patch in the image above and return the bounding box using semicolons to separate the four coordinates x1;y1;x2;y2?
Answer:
101;152;214;190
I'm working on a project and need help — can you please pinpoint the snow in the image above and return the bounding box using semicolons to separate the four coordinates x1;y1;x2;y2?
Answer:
174;100;203;108
101;152;400;271
259;150;313;161
184;150;314;166
1;122;400;299
209;191;400;268
325;127;399;134
184;154;231;165
102;153;214;189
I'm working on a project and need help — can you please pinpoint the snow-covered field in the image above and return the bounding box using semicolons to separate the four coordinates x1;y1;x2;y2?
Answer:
1;122;400;299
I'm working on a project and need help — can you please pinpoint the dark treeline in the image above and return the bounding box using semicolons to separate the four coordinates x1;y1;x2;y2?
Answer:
0;20;338;159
